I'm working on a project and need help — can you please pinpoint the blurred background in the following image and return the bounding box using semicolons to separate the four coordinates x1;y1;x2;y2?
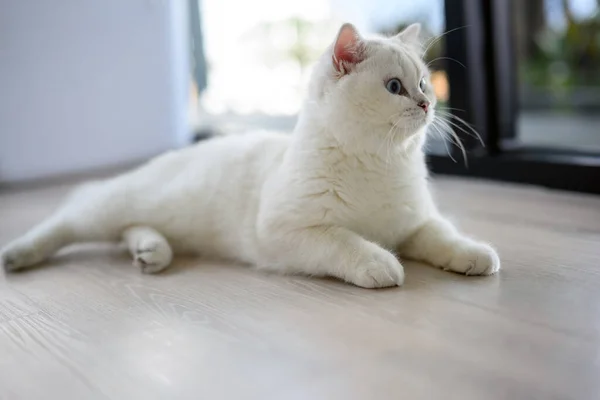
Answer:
1;0;599;192
513;0;600;152
190;0;448;133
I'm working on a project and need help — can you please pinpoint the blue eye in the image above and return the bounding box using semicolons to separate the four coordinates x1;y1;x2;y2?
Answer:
419;77;427;92
385;78;402;95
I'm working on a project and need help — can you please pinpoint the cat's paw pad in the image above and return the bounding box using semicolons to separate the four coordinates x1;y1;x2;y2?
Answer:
1;243;44;272
350;249;405;289
445;242;500;276
133;243;172;274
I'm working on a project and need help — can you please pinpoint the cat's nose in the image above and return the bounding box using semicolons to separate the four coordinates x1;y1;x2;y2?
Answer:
417;101;430;113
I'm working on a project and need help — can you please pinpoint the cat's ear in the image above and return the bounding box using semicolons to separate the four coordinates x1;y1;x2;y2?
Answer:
332;23;366;75
396;23;421;42
394;23;424;55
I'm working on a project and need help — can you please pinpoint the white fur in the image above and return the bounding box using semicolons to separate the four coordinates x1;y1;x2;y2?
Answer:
1;24;500;288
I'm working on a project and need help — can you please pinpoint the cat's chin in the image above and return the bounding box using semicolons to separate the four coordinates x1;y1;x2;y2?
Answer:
390;117;429;136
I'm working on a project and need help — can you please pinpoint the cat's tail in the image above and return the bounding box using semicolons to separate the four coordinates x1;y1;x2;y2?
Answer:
1;181;125;272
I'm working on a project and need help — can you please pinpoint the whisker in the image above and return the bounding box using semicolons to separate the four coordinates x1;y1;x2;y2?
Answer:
386;118;405;166
432;118;459;147
422;25;469;56
435;106;467;113
379;126;394;156
436;111;484;147
377;117;402;160
427;56;466;69
430;121;457;163
433;117;468;166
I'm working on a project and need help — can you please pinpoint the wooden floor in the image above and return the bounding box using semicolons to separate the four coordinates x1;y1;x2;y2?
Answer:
1;176;600;400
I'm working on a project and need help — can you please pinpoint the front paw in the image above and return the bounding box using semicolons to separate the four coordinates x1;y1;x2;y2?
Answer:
445;241;500;276
348;247;405;289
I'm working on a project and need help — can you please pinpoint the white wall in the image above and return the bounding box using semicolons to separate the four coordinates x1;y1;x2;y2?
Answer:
0;0;190;182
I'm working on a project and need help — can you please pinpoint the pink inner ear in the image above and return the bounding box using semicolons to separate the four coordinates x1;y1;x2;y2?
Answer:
333;24;363;72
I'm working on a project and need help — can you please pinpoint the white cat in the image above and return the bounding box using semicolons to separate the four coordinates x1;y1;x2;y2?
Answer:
1;23;500;288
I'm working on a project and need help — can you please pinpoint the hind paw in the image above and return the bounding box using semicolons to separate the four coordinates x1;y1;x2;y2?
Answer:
1;243;45;272
133;244;172;274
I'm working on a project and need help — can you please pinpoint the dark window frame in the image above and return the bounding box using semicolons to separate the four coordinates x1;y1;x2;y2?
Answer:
433;0;600;194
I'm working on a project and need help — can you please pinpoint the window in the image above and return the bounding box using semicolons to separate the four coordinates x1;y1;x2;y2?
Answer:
189;0;600;193
514;0;600;152
189;0;447;138
428;0;600;194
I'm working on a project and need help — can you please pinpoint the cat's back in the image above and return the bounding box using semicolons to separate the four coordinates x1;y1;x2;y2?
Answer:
193;131;290;165
187;131;291;196
121;131;290;257
124;131;290;187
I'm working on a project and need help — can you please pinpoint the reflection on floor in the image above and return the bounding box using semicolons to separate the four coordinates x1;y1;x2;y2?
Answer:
518;111;600;152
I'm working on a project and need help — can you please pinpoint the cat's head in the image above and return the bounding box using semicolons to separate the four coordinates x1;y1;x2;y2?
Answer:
308;23;435;148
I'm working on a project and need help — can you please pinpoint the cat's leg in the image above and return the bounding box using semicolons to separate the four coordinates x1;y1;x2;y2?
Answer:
122;226;173;274
1;215;74;272
1;182;122;272
399;217;500;275
258;225;404;288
